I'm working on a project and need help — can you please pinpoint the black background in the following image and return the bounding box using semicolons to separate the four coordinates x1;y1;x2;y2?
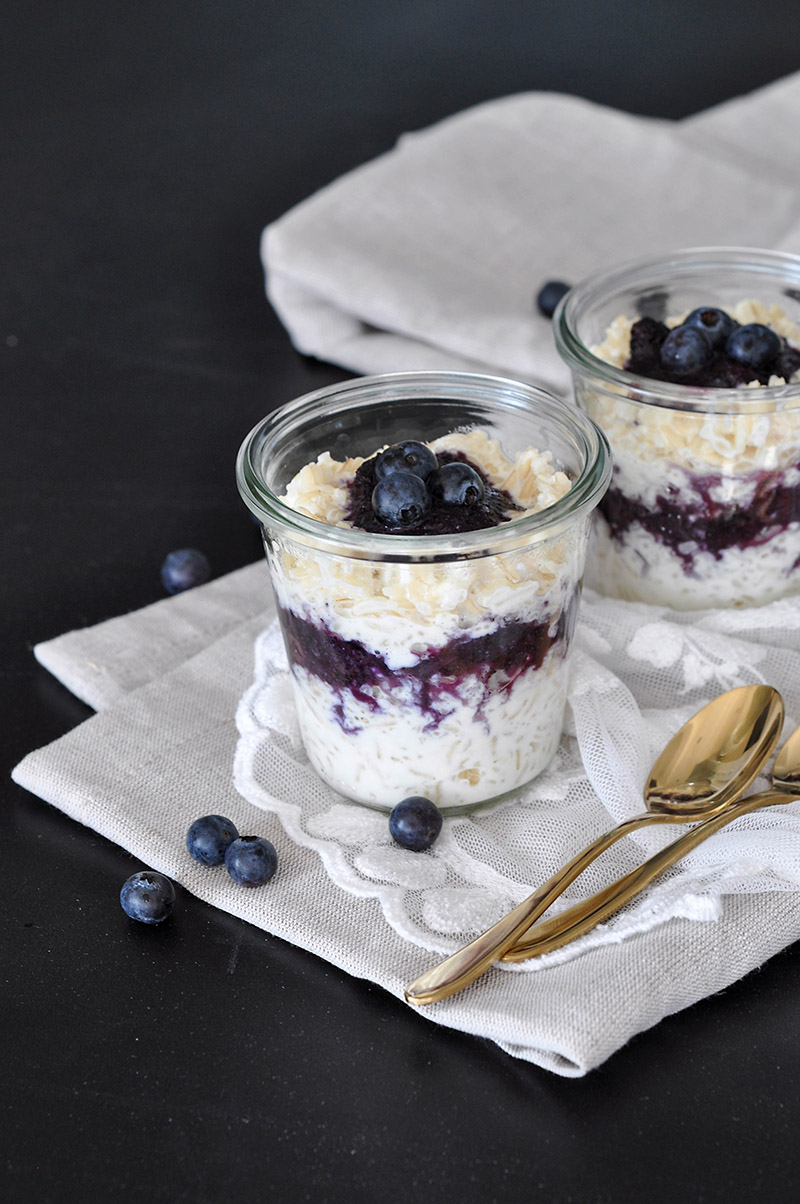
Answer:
6;4;800;1201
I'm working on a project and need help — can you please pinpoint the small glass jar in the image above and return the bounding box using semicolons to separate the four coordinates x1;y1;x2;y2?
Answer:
555;247;800;610
237;371;609;812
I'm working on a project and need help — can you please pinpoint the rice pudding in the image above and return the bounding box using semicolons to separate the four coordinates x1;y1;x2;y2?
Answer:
587;301;800;608
554;249;800;610
273;431;580;809
236;372;610;812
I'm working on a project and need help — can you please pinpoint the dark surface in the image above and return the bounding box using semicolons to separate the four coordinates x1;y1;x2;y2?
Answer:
5;3;800;1201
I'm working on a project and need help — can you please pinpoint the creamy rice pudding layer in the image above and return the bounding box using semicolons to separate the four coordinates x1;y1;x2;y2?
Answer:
269;430;582;809
583;301;800;609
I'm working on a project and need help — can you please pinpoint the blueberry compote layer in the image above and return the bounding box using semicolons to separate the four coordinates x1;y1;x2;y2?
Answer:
346;450;521;535
601;466;800;572
625;315;800;387
277;595;577;733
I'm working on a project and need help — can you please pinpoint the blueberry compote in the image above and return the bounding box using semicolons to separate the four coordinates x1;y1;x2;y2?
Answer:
602;468;800;570
624;313;800;387
346;449;521;535
277;597;577;735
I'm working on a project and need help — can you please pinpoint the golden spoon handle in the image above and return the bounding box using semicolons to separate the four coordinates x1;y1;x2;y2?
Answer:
404;809;667;1006
502;788;796;963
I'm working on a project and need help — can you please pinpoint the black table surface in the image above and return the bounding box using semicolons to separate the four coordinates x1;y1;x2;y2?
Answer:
6;4;800;1201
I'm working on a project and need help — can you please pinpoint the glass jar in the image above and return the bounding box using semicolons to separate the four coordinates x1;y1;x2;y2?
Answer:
237;371;609;812
555;246;800;610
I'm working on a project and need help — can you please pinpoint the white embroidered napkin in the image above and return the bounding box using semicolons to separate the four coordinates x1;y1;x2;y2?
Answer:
13;563;800;1077
262;72;800;392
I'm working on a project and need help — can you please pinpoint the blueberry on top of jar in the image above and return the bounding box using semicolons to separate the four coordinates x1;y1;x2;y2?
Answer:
372;470;431;528
625;306;796;386
725;323;782;370
658;325;713;378
429;461;485;506
683;306;736;349
374;440;437;482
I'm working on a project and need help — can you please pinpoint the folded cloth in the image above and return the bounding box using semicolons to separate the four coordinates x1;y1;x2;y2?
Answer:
13;560;800;1077
263;72;800;392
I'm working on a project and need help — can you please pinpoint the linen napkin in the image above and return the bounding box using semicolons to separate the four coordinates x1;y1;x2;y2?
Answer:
13;562;800;1077
262;71;800;393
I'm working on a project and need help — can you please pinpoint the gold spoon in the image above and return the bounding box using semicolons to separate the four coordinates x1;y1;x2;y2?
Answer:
405;685;784;1007
502;719;800;962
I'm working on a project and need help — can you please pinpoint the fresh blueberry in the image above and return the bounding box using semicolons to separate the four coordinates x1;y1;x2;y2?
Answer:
535;280;571;319
658;325;713;377
161;548;211;594
372;471;431;527
374;441;437;482
224;836;278;887
429;462;485;506
120;871;176;924
725;323;781;370
186;815;240;867
389;796;443;852
683;306;736;350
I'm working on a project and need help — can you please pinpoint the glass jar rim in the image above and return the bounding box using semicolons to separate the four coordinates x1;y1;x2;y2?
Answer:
555;245;800;413
236;370;611;560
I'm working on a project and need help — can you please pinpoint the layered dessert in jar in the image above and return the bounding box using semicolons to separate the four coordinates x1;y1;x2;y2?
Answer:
554;248;800;609
237;373;609;811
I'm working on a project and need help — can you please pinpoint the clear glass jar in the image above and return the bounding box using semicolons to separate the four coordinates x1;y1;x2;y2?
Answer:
555;247;800;610
236;371;610;812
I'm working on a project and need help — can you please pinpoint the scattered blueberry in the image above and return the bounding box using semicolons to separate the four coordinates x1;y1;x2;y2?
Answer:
120;871;176;924
186;815;240;867
725;322;782;370
430;462;485;506
535;280;571;319
224;836;278;887
161;548;211;594
683;306;736;350
659;325;713;377
389;796;443;852
375;441;437;482
372;471;431;528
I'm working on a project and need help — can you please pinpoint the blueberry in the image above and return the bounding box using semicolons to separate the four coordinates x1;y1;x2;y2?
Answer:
374;441;437;482
725;323;781;370
429;462;485;506
224;836;278;887
389;796;443;852
683;306;736;350
659;325;713;377
161;548;211;594
186;814;240;867
120;871;176;924
372;471;431;527
535;280;571;319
